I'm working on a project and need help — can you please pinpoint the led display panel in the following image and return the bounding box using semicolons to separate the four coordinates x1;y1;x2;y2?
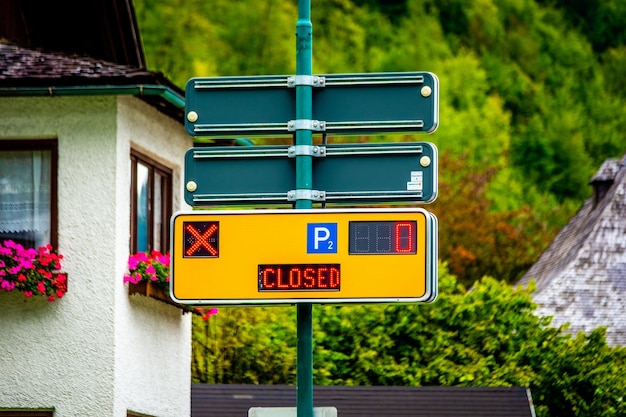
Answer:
170;208;437;305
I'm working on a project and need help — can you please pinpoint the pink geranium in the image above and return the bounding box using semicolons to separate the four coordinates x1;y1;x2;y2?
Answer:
124;251;217;319
0;240;66;301
123;250;170;291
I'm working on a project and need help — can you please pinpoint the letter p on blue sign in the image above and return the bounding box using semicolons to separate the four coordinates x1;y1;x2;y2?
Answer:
307;223;337;254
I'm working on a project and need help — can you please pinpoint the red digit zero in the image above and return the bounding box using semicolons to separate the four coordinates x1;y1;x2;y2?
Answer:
348;221;417;254
258;264;341;291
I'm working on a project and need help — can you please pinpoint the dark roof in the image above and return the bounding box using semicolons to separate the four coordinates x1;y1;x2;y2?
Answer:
518;153;626;346
0;1;184;122
191;384;536;417
0;43;160;87
0;42;184;121
0;0;144;67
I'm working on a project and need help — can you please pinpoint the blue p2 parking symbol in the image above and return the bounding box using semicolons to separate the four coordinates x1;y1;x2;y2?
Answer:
307;223;337;254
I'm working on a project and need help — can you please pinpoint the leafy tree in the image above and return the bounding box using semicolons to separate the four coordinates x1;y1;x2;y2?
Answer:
531;328;626;417
312;266;626;417
191;306;297;384
191;265;626;417
541;0;626;53
431;152;555;286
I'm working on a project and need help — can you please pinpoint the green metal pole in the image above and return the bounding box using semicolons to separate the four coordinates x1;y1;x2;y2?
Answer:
295;1;314;417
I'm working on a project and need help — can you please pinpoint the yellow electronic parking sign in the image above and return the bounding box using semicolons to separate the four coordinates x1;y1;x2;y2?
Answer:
170;208;437;305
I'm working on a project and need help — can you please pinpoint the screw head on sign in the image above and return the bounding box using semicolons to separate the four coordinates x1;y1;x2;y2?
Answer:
420;86;432;98
420;156;431;167
186;181;198;192
187;111;199;122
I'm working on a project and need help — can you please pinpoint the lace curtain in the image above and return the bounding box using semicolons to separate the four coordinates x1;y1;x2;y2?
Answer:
0;150;51;248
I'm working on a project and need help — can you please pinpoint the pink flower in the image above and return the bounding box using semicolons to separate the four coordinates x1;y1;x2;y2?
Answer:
3;240;20;249
128;257;140;270
19;260;35;270
198;307;219;321
1;280;15;291
145;265;156;275
0;240;66;302
156;254;170;266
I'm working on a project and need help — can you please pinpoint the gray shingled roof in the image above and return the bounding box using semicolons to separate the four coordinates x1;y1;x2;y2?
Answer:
518;153;626;346
0;42;149;85
0;42;184;121
191;384;536;417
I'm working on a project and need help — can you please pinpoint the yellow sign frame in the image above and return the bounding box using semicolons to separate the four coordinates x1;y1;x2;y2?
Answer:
170;208;437;305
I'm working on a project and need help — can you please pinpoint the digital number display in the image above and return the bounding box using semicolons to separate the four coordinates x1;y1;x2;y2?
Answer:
349;221;417;254
259;264;340;291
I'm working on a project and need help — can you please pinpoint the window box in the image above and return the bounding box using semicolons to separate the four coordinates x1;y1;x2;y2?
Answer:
128;279;195;314
124;251;214;318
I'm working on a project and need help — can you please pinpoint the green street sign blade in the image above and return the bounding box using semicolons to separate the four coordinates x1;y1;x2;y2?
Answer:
184;145;295;205
184;142;438;206
315;142;438;204
185;72;439;137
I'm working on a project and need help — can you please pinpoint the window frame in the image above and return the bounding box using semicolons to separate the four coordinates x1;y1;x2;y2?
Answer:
130;149;173;254
0;139;58;249
0;410;54;417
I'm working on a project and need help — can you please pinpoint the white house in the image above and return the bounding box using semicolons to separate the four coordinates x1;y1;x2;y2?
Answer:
0;2;195;416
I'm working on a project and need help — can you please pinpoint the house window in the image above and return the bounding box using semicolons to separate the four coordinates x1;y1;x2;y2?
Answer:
0;140;58;249
130;150;172;253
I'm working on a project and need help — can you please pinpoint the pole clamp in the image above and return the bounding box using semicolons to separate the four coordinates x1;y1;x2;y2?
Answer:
288;145;326;157
287;75;326;87
287;119;326;132
287;189;326;202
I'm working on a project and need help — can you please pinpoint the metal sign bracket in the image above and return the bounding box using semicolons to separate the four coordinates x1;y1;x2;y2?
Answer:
287;189;326;202
287;75;326;87
288;145;326;157
287;119;326;132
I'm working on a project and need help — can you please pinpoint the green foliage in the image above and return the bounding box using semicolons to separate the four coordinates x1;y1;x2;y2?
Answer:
531;328;626;417
135;0;296;86
191;306;296;384
312;266;626;417
134;0;626;209
313;267;542;386
190;265;626;417
543;0;626;53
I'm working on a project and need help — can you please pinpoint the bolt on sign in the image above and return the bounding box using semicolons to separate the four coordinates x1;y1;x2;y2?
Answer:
170;208;438;305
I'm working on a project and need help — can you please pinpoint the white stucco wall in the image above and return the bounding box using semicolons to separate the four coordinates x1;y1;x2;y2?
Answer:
0;95;193;417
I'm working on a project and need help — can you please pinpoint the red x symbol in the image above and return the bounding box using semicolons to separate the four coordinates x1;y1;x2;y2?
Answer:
185;223;219;257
